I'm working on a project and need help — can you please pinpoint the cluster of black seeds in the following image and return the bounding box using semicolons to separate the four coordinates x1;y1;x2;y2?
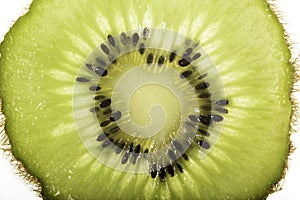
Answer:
76;28;229;180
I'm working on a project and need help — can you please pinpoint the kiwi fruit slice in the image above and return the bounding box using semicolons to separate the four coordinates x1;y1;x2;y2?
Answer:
0;0;295;200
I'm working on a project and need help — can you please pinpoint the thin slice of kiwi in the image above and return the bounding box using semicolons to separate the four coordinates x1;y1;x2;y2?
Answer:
0;0;295;200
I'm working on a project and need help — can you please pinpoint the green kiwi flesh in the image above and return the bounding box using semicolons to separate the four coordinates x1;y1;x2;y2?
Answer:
0;0;293;200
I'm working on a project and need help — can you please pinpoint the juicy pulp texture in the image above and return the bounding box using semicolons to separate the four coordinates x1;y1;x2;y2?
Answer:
0;0;293;200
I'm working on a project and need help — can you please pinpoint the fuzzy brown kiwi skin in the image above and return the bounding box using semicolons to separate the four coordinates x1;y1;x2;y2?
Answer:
0;1;299;200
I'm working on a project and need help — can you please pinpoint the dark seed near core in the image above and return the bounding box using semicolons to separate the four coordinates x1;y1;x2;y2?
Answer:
180;70;193;79
178;57;191;67
109;126;120;134
139;43;145;54
199;115;211;126
189;115;199;122
173;141;184;152
195;82;209;90
107;35;116;47
199;93;211;98
110;111;122;121
176;163;184;173
158;56;165;66
183;48;193;57
100;43;110;55
216;99;229;105
96;58;107;66
100;99;111;108
100;120;110;127
121;152;130;164
94;67;108;77
166;165;174;177
89;85;101;91
147;53;154;65
182;153;189;161
150;165;157;178
76;77;89;82
132;33;139;45
102;140;111;147
95;95;106;101
192;52;201;60
211;114;224;122
168;150;177;161
143;27;150;39
197;140;210;149
198;129;210;136
159;168;166;179
215;107;228;114
169;51;176;62
96;134;107;142
121;32;129;45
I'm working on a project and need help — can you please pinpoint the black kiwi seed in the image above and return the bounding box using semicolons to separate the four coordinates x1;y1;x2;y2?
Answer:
121;32;128;45
139;43;145;55
144;149;149;158
198;73;208;80
196;140;210;150
169;51;176;62
103;108;112;115
178;57;191;67
134;145;141;154
168;149;177;161
116;143;125;154
132;145;141;164
96;58;107;66
147;53;154;65
100;120;110;127
199;93;211;98
198;129;210;136
96;134;107;142
166;165;174;177
192;52;201;60
199;115;211;126
85;63;93;71
110;111;122;121
94;95;106;101
158;168;166;180
109;126;120;134
121;152;130;164
100;43;110;55
89;85;101;91
102;140;111;147
201;105;212;111
215;107;228;114
195;82;209;90
173;141;184;152
100;99;111;108
183;48;193;57
175;163;184;173
150;165;157;178
189;115;199;122
107;35;116;47
182;153;189;161
158;56;165;66
216;99;229;105
180;70;193;79
132;33;139;46
143;27;150;39
94;67;108;77
76;77;89;82
211;114;224;122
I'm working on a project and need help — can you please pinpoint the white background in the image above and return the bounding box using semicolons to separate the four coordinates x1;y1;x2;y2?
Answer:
0;0;299;199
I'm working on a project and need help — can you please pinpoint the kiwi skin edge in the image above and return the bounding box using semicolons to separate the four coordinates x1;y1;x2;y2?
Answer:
0;1;299;200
